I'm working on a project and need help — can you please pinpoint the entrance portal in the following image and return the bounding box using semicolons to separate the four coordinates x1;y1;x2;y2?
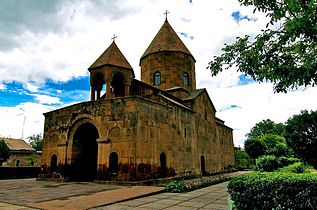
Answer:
201;155;206;175
71;123;99;180
109;152;119;174
160;152;167;178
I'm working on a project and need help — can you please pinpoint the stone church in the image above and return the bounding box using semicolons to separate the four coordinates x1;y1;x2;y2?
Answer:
42;19;234;181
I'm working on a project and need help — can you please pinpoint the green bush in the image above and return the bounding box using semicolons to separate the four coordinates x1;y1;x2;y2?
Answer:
228;172;317;209
278;156;300;167
279;162;308;174
165;180;186;192
256;155;279;172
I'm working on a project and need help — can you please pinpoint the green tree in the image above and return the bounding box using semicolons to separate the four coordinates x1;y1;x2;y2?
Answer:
246;119;285;141
208;0;317;93
234;147;253;169
0;140;11;166
258;134;288;157
27;134;43;151
244;138;266;160
285;110;317;168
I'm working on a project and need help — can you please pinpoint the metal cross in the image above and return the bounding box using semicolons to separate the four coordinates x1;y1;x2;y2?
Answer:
164;10;170;20
111;34;117;41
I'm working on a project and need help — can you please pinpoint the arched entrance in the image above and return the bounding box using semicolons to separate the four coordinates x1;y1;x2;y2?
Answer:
200;155;206;175
71;122;99;181
111;74;125;97
109;152;119;174
160;152;167;178
50;154;57;172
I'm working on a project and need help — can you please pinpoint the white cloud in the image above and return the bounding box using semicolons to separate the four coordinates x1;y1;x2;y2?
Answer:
0;103;55;140
33;94;61;105
24;83;39;92
0;0;316;147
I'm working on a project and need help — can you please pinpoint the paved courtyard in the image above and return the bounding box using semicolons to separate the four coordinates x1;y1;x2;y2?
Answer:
0;173;246;210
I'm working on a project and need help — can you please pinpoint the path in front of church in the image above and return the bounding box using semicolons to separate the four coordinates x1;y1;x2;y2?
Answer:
0;172;247;210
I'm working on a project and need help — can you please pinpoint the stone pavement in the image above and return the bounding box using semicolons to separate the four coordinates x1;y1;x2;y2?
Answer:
0;171;247;210
0;179;164;210
91;181;229;210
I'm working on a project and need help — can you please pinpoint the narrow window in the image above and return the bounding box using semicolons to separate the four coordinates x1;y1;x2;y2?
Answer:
183;72;189;86
184;128;187;138
154;71;161;86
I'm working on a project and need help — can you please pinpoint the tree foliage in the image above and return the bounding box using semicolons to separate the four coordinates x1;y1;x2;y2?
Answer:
285;110;317;168
258;134;288;157
0;140;11;165
208;0;317;93
244;138;266;159
246;119;285;141
234;147;253;169
27;134;43;151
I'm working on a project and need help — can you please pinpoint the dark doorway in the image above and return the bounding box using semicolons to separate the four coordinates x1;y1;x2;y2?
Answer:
201;155;206;175
50;154;57;172
111;74;125;97
160;152;167;178
72;123;99;181
109;152;119;174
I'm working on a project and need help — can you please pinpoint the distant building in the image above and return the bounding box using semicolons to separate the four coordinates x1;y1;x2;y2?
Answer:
1;138;40;166
42;19;234;181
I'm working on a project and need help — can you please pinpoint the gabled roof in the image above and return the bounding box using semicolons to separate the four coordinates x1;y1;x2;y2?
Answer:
89;41;133;70
141;20;195;61
182;88;216;112
1;138;35;152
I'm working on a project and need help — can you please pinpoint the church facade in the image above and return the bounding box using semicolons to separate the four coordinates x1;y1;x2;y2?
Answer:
42;20;234;181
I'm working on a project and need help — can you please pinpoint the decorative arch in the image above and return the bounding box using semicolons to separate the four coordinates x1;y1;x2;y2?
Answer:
153;71;161;86
67;117;100;141
70;121;99;180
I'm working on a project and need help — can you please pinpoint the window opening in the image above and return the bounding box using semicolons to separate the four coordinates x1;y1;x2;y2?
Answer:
153;72;161;86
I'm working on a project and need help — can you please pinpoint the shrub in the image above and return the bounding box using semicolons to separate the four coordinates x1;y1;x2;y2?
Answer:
256;155;279;172
279;162;308;174
165;180;186;192
228;172;317;209
278;156;300;167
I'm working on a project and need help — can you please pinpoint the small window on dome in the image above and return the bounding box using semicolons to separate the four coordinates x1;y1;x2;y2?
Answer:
183;72;189;86
153;71;161;86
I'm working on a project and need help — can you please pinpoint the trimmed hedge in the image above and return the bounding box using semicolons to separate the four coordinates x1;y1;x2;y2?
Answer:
228;172;317;209
279;162;308;174
256;155;279;172
0;167;41;179
278;156;300;167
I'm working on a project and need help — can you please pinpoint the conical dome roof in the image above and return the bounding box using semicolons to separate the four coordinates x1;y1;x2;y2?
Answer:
141;20;194;61
89;41;133;70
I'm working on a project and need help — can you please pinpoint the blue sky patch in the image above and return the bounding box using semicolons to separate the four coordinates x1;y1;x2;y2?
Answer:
179;32;194;40
0;76;90;107
231;11;256;22
239;74;254;85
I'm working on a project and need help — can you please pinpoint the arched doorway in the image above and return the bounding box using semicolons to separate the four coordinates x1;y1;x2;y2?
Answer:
71;123;99;181
111;74;125;97
200;155;206;175
160;152;167;178
50;154;57;172
109;152;119;174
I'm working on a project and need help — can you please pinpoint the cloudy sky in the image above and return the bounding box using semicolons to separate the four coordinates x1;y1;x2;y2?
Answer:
0;0;316;146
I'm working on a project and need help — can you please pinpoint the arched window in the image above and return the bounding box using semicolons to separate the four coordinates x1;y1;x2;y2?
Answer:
153;71;161;86
183;72;189;86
